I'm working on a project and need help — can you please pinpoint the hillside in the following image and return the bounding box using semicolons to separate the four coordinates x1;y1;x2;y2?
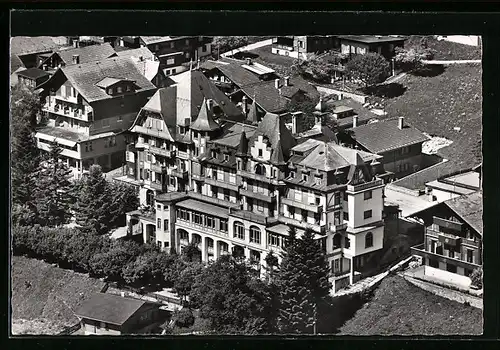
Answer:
338;275;483;335
11;256;106;334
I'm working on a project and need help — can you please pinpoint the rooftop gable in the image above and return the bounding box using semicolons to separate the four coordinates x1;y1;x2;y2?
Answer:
10;36;67;56
56;43;117;65
444;190;483;236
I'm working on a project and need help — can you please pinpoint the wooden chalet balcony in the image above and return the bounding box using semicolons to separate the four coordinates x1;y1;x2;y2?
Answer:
237;170;284;186
187;192;237;208
427;229;462;247
170;169;188;179
240;188;277;203
149;145;175;158
212;80;233;90
135;139;149;149
204;177;240;192
346;179;384;193
281;197;322;213
43;97;91;122
131;125;172;140
411;244;481;271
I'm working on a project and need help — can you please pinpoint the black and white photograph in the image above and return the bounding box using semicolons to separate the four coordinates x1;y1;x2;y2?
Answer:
10;32;483;336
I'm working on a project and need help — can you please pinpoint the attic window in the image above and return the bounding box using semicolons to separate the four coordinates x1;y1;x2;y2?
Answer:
224;154;229;162
290;171;296;178
302;174;309;182
117;86;123;94
126;85;131;92
107;88;113;95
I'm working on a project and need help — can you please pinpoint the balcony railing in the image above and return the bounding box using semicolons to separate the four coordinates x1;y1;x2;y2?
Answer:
191;173;204;181
131;125;173;140
411;244;481;271
229;208;279;226
329;222;348;233
143;180;163;191
240;188;276;203
135;140;149;149
151;163;166;173
170;169;188;179
150;146;174;158
43;100;91;122
281;197;322;213
347;179;384;193
237;170;284;186
278;215;326;234
204;177;240;192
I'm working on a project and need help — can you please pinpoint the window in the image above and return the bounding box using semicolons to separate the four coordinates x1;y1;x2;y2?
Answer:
165;241;170;248
185;39;190;45
224;189;230;201
117;86;123;93
126;85;131;92
345;237;351;249
302;174;309;182
224;154;229;162
365;232;373;248
117;115;123;122
401;146;410;155
258;149;263;157
164;219;169;231
194;212;202;225
157;241;162;248
301;209;308;221
332;234;341;249
256;200;264;212
166;58;175;65
250;226;261;244
234;222;245;240
107;88;113;95
211;185;218;198
364;210;372;219
364;190;372;200
202;44;207;52
289;206;295;218
169;176;176;186
334;259;340;272
290;171;295;178
467;249;474;263
255;164;265;176
334;192;341;205
172;69;176;74
268;233;280;246
205;216;215;229
166;69;170;75
220;220;228;232
343;192;348;201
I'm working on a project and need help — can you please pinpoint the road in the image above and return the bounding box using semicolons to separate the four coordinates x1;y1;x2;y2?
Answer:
221;39;274;58
422;59;481;65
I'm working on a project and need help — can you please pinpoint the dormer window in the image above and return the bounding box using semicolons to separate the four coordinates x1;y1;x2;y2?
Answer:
224;154;229;162
211;150;217;158
290;171;296;178
117;86;123;94
258;149;263;157
107;88;113;95
315;177;322;185
303;174;309;182
126;85;131;92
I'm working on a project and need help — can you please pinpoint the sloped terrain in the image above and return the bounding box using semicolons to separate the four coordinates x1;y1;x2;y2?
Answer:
338;275;483;335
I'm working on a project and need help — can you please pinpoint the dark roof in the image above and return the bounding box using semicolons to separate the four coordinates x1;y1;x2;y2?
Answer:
75;293;151;326
53;56;157;103
17;67;50;80
10;36;66;56
10;55;25;72
176;199;229;219
391;160;471;191
249;112;297;164
56;43;117;65
116;47;157;61
246;100;260;124
190;98;220;131
444;190;483;236
351;118;429;153
200;58;262;87
337;35;407;44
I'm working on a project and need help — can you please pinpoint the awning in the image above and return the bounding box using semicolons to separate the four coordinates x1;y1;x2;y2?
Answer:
35;132;77;147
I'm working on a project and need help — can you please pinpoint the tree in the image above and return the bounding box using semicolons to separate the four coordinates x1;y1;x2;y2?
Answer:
173;308;195;328
394;46;435;72
11;84;42;207
189;255;276;334
107;182;139;229
345;53;390;87
470;267;483;289
174;262;205;303
276;227;331;334
33;142;74;227
122;250;171;288
296;54;337;83
74;165;113;234
286;94;318;131
182;241;202;263
264;250;279;283
212;36;249;56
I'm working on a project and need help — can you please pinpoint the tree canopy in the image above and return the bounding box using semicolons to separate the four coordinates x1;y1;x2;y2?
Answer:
212;36;250;55
345;53;390;87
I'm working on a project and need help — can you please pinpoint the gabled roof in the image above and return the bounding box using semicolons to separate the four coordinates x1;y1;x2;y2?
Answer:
236;130;249;155
10;36;66;56
134;59;162;82
249;112;297;163
46;56;157;103
75;293;153;326
351;118;429;153
10;55;25;72
337;35;407;44
140;36;175;45
16;67;50;80
190;98;220;131
247;100;260;124
116;47;157;61
56;43;117;65
444;190;483;236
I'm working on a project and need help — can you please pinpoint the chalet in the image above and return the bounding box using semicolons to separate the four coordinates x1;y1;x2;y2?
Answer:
37;43;117;73
36;56;157;178
75;293;162;335
14;68;51;89
117;48;173;88
271;35;340;60
425;169;481;202
350;117;429;179
10;36;68;69
338;35;406;60
410;191;482;282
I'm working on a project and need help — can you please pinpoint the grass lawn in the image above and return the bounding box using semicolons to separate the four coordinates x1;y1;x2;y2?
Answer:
374;64;482;167
338;275;483;335
248;45;298;76
406;35;482;61
11;255;106;334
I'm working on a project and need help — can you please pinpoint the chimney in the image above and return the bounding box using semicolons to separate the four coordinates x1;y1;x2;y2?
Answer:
275;78;280;89
72;55;80;65
242;95;248;115
398;117;404;129
353;115;359;128
245;58;252;65
73;39;79;48
291;111;303;134
284;76;290;86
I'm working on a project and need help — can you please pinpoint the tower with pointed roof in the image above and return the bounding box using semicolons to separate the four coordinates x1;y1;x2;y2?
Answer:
191;98;221;158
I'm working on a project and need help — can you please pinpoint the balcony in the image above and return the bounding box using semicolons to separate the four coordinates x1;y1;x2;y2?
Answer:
191;173;204;181
143;180;163;191
278;215;325;234
229;208;279;226
188;192;237;208
240;188;276;203
150;146;174;158
436;231;462;247
281;197;322;213
433;217;463;232
329;222;348;233
135;139;149;149
127;223;143;236
43;99;91;122
131;125;173;140
410;244;481;271
205;177;240;192
237;170;284;186
170;169;188;179
151;163;166;173
346;179;384;193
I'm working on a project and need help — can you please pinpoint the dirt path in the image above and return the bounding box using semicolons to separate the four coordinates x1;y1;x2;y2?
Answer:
221;39;274;58
422;59;481;65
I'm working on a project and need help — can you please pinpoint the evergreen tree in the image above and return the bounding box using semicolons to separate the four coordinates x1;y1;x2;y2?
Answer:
276;227;331;334
34;142;74;227
74;165;112;234
107;182;139;229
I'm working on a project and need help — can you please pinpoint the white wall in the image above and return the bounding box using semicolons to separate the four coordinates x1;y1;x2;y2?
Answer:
347;186;384;228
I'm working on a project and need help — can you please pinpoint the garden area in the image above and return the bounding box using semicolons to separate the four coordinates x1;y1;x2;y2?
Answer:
338;275;483;335
405;35;482;61
11;255;106;335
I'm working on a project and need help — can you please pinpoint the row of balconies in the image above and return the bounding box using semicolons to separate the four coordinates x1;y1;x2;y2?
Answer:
44;99;92;122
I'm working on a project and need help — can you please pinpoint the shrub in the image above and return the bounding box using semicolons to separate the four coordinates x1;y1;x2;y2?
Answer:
470;267;483;289
173;308;195;328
